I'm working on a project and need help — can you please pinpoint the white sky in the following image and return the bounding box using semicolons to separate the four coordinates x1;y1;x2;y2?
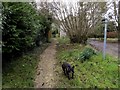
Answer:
35;0;119;25
35;0;111;2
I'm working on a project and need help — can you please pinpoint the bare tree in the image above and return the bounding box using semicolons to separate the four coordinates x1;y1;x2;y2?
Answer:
112;1;119;26
48;1;107;44
107;0;119;30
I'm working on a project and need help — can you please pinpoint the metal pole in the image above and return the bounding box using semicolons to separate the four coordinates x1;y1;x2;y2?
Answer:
103;19;107;60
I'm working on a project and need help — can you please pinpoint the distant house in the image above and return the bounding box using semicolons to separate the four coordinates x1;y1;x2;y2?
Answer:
59;25;66;38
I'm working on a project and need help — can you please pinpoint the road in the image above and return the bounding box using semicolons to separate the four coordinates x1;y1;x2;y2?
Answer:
88;40;118;58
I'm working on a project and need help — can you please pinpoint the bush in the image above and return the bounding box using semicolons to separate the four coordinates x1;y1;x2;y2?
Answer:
107;31;118;38
2;2;52;61
57;37;70;44
77;48;96;62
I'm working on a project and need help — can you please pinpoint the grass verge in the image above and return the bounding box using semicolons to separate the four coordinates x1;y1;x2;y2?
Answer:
2;43;49;88
90;38;118;43
56;43;118;88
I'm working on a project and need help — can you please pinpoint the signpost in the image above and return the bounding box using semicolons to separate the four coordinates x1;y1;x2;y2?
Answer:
102;18;108;60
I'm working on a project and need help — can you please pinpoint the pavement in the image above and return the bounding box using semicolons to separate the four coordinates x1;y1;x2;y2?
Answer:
88;40;118;58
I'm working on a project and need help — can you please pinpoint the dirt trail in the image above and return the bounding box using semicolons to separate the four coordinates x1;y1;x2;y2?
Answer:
34;39;58;88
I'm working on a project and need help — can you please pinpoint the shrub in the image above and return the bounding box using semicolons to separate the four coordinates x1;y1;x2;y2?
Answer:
107;31;118;38
57;37;70;44
2;2;52;61
77;48;96;62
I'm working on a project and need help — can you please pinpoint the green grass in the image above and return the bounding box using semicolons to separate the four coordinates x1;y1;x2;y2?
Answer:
106;38;118;43
57;37;70;44
2;44;49;88
56;43;118;88
91;38;118;43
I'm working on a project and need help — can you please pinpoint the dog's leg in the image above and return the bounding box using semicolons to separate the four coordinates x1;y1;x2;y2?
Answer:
64;68;67;75
63;68;66;75
62;65;66;75
72;72;74;79
67;73;70;80
66;71;70;80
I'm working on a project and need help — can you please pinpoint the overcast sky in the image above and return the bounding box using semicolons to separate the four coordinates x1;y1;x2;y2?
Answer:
35;0;113;2
35;0;119;25
35;0;119;15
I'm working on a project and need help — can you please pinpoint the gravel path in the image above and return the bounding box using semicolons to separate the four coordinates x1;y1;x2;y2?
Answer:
89;40;118;57
34;39;58;88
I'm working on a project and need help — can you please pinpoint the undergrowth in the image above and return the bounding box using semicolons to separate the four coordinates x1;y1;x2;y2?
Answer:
2;44;49;88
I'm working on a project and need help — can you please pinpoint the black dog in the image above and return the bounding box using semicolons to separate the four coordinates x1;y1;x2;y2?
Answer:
62;62;74;80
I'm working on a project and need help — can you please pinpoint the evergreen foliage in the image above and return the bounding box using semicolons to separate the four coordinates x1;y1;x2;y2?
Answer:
2;2;52;61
